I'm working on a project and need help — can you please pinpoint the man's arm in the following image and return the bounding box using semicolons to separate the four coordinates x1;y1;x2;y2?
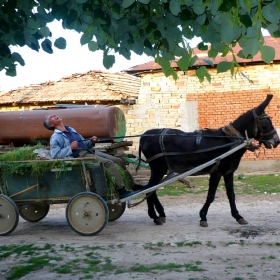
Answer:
50;136;73;159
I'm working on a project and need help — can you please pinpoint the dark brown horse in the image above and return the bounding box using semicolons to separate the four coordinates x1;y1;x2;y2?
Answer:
135;95;280;226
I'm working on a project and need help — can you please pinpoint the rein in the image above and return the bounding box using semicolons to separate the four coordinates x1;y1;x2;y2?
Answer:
78;133;244;142
145;140;243;163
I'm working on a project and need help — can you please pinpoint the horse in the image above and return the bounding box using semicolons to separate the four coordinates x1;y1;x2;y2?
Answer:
134;94;280;227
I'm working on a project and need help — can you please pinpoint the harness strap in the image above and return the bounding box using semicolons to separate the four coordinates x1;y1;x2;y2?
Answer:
195;130;203;149
159;128;172;171
146;140;242;163
222;124;243;140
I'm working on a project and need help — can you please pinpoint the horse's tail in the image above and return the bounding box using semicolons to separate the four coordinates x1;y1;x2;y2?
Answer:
136;144;142;172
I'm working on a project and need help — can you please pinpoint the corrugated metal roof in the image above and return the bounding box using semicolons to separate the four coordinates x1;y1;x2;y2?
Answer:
0;70;140;105
124;36;280;74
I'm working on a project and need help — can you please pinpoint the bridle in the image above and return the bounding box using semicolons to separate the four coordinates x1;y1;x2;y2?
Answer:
252;109;276;141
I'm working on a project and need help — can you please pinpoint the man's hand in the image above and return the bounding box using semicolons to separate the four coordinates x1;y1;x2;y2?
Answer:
70;141;79;150
91;136;99;142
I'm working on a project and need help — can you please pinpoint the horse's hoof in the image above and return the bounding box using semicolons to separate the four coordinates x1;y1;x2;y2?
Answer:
154;219;163;225
200;221;208;227
158;216;166;223
237;218;248;225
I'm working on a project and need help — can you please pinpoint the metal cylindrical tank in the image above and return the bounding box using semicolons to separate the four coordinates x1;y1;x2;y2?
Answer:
0;106;126;145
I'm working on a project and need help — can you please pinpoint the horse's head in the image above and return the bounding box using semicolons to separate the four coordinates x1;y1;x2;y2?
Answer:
251;94;280;149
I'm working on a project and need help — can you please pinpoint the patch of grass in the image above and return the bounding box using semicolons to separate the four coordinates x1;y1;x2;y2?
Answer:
0;244;54;259
268;255;276;259
226;266;236;269
129;261;203;273
82;245;105;251
175;241;201;247
130;263;175;272
276;242;280;246
206;241;216;248
7;254;62;280
155;173;280;197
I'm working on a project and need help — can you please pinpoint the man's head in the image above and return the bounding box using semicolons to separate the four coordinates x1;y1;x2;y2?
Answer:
44;116;54;130
43;115;62;130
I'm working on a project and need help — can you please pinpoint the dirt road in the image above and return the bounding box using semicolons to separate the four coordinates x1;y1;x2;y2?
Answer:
1;193;280;280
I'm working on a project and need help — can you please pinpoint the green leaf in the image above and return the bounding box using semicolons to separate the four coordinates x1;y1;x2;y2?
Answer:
119;46;131;60
103;54;115;69
76;0;88;4
260;45;275;63
56;0;68;5
240;14;252;27
14;31;25;47
37;6;49;19
138;0;150;3
27;18;40;35
66;9;78;26
0;40;11;57
208;49;218;60
80;34;92;45
122;0;135;9
177;57;190;71
192;0;205;15
88;41;98;52
266;24;278;35
170;0;181;16
240;38;260;57
51;4;68;20
133;41;144;55
165;67;178;80
40;26;50;37
189;55;198;67
179;9;192;22
54;37;66;49
41;39;53;54
262;4;280;24
6;66;16;77
220;16;241;43
11;52;25;66
196;66;211;83
197;42;208;51
217;61;234;74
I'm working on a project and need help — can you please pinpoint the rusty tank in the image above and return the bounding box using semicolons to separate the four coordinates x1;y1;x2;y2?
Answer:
0;106;126;146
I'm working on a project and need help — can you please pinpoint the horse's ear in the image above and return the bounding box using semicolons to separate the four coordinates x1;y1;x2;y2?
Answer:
254;94;273;114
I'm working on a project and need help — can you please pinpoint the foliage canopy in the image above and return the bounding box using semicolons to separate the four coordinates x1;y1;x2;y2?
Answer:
0;0;279;81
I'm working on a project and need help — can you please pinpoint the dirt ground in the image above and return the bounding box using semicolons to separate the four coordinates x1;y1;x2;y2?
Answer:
1;191;280;280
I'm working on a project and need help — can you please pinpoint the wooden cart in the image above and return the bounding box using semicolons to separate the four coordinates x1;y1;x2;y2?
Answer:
0;158;126;236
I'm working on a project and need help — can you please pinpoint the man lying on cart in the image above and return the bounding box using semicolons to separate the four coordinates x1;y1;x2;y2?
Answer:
43;114;140;199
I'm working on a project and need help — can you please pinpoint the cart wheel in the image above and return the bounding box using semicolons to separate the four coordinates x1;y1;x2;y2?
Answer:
108;202;126;222
18;203;50;222
0;195;19;236
66;192;108;236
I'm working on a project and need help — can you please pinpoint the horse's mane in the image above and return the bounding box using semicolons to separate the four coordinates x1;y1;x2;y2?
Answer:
231;108;254;127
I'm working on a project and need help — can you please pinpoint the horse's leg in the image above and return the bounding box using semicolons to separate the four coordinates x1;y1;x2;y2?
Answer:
151;191;166;223
147;192;163;225
146;167;167;225
224;172;248;225
199;171;222;227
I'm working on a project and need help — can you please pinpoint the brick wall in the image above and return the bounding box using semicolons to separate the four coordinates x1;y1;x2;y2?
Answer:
125;63;280;165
